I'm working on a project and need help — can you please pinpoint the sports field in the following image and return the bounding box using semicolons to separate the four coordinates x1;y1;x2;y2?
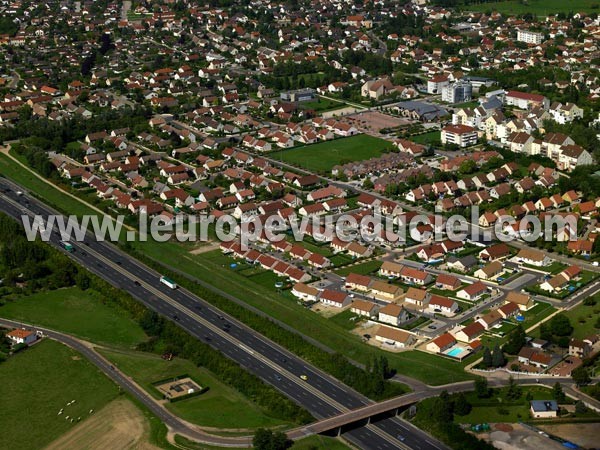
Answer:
465;0;600;15
271;134;392;172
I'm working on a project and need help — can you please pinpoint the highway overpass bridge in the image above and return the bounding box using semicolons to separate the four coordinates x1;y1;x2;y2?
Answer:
289;382;475;439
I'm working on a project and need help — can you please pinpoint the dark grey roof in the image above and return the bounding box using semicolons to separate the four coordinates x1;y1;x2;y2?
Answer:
530;400;558;412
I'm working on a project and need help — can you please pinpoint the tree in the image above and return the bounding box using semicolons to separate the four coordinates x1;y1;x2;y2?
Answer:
503;325;526;355
552;382;565;402
432;391;454;423
550;314;573;337
458;159;477;175
363;178;374;189
475;378;490;398
453;392;472;416
253;428;291;450
482;347;493;368
575;400;587;414
572;366;591;386
492;344;506;368
506;376;521;400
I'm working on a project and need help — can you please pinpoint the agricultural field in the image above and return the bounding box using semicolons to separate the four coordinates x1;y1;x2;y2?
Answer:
270;134;392;172
0;340;119;450
0;287;147;348
99;348;289;430
464;0;600;15
44;397;162;450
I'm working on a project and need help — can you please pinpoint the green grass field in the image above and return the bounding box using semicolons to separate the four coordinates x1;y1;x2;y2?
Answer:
0;287;147;348
409;131;441;146
99;348;289;430
270;135;392;172
329;309;363;330
334;259;382;276
561;302;600;339
299;98;347;113
464;0;600;15
0;340;119;450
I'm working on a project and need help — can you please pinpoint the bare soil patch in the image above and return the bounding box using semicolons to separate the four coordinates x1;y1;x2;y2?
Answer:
44;397;161;450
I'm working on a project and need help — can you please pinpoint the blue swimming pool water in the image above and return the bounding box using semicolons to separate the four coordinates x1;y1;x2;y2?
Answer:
447;347;463;357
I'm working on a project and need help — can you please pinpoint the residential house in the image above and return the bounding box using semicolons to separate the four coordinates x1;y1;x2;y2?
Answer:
454;322;485;342
378;304;410;326
6;329;37;345
351;300;379;318
374;326;415;349
319;290;351;308
457;282;488;301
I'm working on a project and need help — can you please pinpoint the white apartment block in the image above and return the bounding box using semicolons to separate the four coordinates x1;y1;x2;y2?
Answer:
517;30;544;45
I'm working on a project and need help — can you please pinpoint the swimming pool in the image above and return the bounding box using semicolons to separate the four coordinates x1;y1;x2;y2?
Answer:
447;347;464;357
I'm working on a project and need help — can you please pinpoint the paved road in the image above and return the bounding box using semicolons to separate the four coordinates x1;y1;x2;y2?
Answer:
0;178;447;450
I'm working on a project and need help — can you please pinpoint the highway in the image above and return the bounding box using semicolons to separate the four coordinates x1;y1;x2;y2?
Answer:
0;178;448;450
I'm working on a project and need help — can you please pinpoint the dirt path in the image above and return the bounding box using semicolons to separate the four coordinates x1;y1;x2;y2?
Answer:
44;397;161;450
189;242;220;255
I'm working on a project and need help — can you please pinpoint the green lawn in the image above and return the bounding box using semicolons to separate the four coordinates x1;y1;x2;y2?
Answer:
409;131;440;146
299;98;347;113
270;135;392;173
329;309;363;330
334;259;382;276
0;340;119;450
99;348;289;430
452;101;479;109
463;0;600;15
0;287;147;348
455;386;571;424
561;302;600;339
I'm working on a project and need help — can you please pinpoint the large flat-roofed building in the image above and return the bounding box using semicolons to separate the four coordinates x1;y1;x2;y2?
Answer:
441;124;477;147
442;81;472;104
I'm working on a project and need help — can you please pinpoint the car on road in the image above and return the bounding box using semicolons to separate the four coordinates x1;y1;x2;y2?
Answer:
275;375;282;381
172;315;180;321
300;374;308;381
397;435;405;442
133;280;140;286
204;335;211;341
428;325;437;330
218;315;224;320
